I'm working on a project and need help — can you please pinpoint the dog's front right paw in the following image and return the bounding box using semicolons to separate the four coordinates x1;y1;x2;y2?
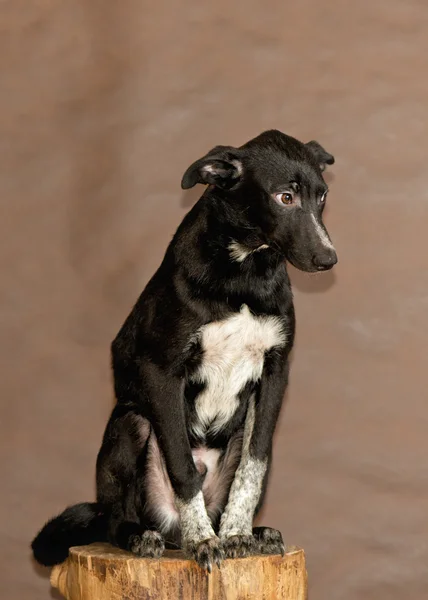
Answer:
187;536;224;572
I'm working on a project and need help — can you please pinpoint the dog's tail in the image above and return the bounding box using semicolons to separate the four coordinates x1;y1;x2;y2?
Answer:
31;502;109;566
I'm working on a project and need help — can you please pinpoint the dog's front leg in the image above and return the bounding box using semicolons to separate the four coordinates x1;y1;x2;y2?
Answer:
141;362;223;571
219;354;289;558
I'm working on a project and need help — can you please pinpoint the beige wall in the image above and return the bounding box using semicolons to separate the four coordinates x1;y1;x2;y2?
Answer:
1;2;428;598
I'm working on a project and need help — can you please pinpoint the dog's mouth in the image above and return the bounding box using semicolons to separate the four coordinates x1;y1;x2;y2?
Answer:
287;249;337;273
286;251;319;273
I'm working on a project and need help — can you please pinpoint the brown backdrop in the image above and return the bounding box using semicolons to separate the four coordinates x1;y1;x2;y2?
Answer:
2;1;428;599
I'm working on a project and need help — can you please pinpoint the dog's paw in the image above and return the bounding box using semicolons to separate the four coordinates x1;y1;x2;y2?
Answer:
188;537;224;572
128;530;165;558
252;526;285;556
222;534;258;559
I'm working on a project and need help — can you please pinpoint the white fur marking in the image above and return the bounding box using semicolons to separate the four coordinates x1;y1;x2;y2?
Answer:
310;213;335;250
219;397;267;538
203;164;218;175
191;305;286;437
202;159;242;178
231;159;243;176
175;490;216;549
228;241;269;263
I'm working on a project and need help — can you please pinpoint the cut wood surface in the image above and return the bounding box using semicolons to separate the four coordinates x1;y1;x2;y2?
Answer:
50;542;307;600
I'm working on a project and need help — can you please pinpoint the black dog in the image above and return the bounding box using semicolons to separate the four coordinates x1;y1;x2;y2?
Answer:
32;129;337;572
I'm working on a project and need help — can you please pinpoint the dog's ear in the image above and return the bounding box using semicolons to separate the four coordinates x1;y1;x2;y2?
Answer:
181;146;243;190
305;140;335;172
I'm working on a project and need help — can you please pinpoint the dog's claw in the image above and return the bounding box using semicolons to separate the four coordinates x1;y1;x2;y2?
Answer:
188;537;224;572
222;534;257;559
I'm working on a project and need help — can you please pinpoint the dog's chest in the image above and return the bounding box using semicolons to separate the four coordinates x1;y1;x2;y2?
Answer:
189;305;286;436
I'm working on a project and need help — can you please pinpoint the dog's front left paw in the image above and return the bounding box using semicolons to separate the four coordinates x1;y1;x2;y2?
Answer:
187;536;224;572
222;534;258;559
252;526;285;556
129;530;165;558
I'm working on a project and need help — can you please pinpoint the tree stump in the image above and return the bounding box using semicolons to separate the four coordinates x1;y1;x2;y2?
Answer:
50;543;307;600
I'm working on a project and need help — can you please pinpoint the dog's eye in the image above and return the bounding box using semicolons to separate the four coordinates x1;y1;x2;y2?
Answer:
319;192;327;205
275;192;294;205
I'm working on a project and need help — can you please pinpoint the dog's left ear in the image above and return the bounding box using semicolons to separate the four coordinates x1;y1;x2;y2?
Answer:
305;140;335;172
181;146;243;190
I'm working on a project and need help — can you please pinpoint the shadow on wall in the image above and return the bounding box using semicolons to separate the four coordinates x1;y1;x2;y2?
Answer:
289;266;336;294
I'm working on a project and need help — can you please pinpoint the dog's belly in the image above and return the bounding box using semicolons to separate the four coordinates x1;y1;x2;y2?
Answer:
190;304;286;437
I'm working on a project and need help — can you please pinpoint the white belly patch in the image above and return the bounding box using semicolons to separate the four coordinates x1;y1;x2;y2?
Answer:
190;304;286;436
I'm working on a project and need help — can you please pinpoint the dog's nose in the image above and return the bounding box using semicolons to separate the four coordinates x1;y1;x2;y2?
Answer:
312;250;337;271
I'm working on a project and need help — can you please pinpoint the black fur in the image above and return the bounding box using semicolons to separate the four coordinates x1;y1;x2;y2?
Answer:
31;129;337;569
31;503;107;566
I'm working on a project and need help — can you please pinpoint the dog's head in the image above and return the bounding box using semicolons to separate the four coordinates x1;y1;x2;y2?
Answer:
181;129;337;273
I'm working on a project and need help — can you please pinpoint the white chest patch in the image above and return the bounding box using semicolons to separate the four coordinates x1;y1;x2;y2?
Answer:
190;304;286;437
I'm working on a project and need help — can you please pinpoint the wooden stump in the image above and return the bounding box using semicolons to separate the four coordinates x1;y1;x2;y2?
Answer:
50;543;307;600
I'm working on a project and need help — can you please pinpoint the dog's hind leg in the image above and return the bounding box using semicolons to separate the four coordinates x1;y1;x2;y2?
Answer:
96;407;165;558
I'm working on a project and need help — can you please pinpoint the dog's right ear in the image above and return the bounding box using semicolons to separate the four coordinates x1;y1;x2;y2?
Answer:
181;146;243;190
